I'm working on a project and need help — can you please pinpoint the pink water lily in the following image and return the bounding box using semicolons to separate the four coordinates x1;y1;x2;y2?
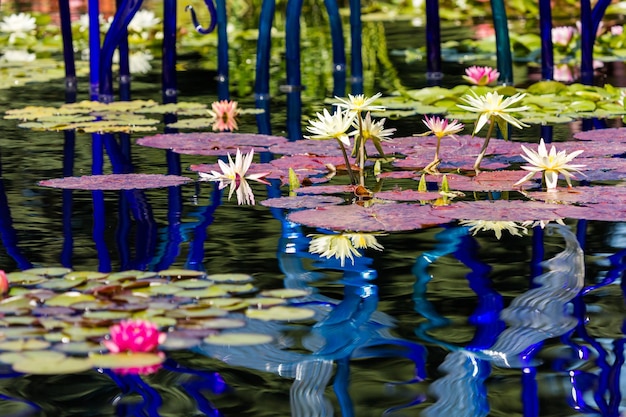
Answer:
419;115;464;172
208;100;239;132
0;270;7;296
462;66;499;86
552;26;576;47
103;319;166;353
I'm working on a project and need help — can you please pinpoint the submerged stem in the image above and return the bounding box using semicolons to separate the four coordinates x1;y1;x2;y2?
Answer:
358;115;365;187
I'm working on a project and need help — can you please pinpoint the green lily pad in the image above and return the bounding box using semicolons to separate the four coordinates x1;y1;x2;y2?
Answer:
0;339;51;351
64;271;109;281
259;289;310;299
205;273;255;283
23;267;72;277
89;352;164;369
246;306;316;322
13;355;93;375
203;332;273;346
166;307;228;319
244;297;288;308
52;341;103;355
172;279;213;289
0;350;66;365
6;272;46;285
62;326;109;341
46;292;97;307
38;278;85;291
176;286;230;298
83;311;131;320
158;269;205;279
214;284;256;295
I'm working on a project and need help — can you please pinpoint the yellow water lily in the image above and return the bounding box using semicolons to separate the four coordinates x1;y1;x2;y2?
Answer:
459;220;528;240
513;139;585;191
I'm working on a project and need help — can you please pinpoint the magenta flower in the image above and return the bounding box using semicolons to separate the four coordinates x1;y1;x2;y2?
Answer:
0;270;7;295
103;319;166;354
462;66;499;86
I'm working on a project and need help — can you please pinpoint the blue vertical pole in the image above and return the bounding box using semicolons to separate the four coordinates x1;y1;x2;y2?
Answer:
285;0;304;140
88;0;100;100
539;0;553;80
324;0;346;96
254;0;275;135
349;0;363;94
216;0;229;100
162;0;177;104
579;0;594;85
425;0;442;85
490;0;513;85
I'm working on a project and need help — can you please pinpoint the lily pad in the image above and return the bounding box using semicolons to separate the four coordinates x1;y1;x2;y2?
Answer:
203;332;273;346
246;306;316;322
89;352;164;369
13;355;93;375
205;273;254;283
38;174;192;190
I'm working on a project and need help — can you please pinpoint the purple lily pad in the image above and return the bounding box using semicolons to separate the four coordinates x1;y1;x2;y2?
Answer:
415;172;539;192
524;185;626;205
286;203;451;232
136;132;288;156
573;127;626;142
375;189;443;201
434;200;565;222
554;204;626;221
38;174;192;190
295;185;357;195
261;195;345;209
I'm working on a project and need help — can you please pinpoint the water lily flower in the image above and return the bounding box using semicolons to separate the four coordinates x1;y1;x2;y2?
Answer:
459;220;528;240
514;139;585;191
103;319;166;354
0;270;8;296
611;25;624;36
457;90;529;172
462;66;499;86
0;13;36;44
333;92;385;115
128;10;161;34
552;26;576;47
198;148;270;205
208;99;239;132
305;108;354;146
350;112;395;161
553;64;574;83
420;115;464;172
113;50;153;74
1;50;35;63
308;232;384;266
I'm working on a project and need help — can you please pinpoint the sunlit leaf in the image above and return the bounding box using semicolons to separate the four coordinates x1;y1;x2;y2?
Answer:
203;332;273;346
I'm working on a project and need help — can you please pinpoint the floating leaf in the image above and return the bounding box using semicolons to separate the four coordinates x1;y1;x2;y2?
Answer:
259;289;310;299
89;352;164;370
23;267;72;277
203;332;273;346
0;339;51;351
246;306;316;322
38;174;192;190
13;355;93;375
46;292;97;307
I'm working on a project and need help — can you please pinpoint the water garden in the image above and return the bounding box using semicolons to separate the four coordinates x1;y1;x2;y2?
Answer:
2;0;626;415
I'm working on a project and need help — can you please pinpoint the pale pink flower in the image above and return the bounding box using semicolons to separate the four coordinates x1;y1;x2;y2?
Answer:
462;66;499;86
198;148;270;205
103;319;166;353
575;20;604;38
611;25;624;36
0;270;7;295
420;115;464;172
552;26;576;47
208;100;239;132
553;64;574;83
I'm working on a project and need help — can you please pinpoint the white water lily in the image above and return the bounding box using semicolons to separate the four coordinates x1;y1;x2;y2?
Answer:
0;13;36;44
514;139;586;191
459;220;528;240
128;10;161;33
305;108;354;146
1;50;35;62
198;149;269;205
457;90;530;135
308;232;384;266
334;92;385;115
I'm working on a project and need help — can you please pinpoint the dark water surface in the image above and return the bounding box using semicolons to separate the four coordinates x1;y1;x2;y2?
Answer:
1;20;626;417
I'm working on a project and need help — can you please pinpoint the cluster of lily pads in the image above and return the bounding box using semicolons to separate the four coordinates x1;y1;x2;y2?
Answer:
0;267;316;375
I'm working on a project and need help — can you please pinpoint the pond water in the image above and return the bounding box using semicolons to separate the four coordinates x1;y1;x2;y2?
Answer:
1;16;626;417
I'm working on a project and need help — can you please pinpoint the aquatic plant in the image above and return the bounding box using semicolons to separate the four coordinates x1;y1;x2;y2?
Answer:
104;319;166;354
207;99;240;132
198;148;270;205
308;232;384;266
419;115;465;173
514;139;585;191
457;90;529;173
462;65;499;86
0;270;8;296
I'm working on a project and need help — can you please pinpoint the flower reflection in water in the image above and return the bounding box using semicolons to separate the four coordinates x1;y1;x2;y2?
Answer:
458;219;528;240
308;232;385;267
